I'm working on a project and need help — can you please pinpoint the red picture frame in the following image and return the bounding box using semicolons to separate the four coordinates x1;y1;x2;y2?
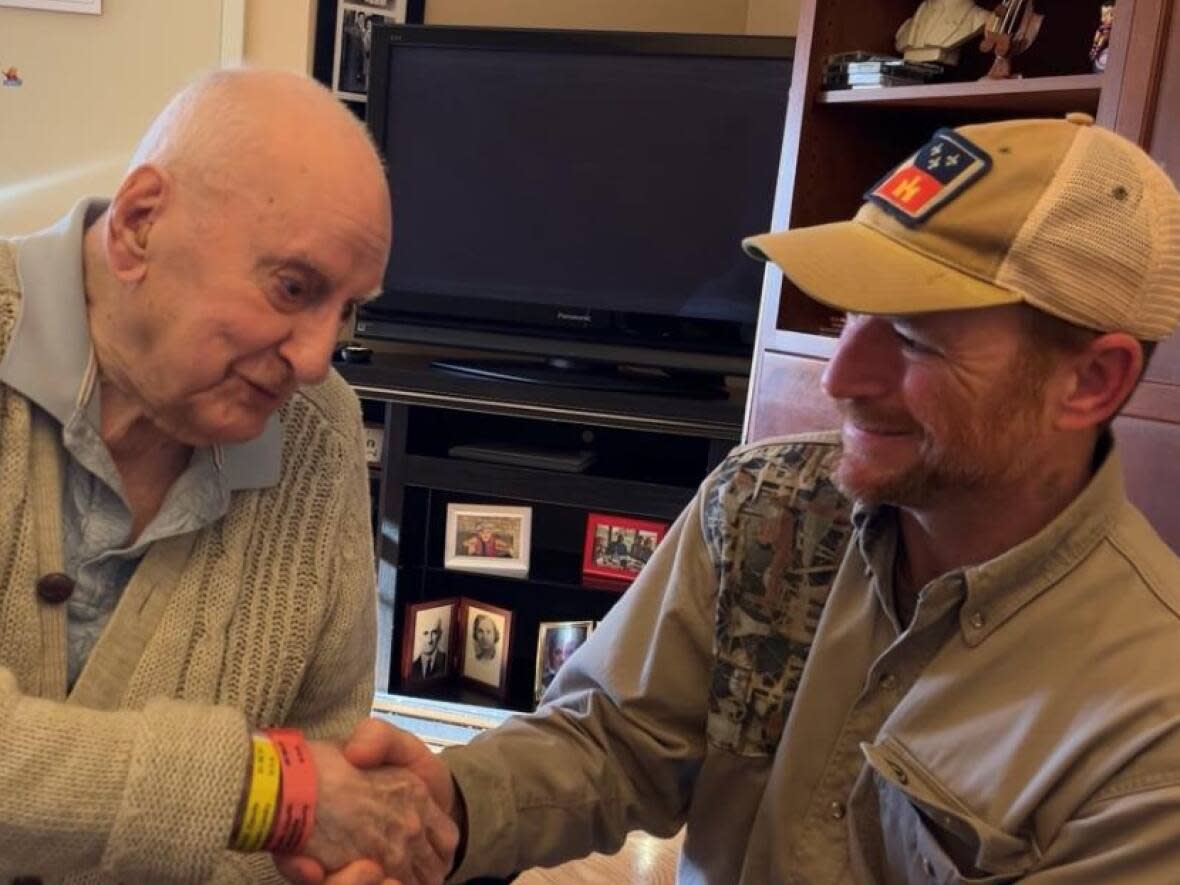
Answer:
581;512;669;583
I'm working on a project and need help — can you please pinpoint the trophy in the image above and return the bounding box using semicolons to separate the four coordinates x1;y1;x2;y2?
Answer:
980;0;1044;79
896;0;993;66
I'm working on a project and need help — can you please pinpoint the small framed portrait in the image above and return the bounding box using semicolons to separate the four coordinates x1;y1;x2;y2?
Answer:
399;598;458;687
582;512;669;582
459;599;513;699
332;0;423;102
444;503;532;579
363;424;384;465
534;620;594;705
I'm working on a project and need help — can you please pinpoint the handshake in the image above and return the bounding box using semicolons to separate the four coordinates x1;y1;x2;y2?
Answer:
256;720;461;885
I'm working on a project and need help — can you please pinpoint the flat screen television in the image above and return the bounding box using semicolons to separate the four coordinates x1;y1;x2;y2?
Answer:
359;25;793;388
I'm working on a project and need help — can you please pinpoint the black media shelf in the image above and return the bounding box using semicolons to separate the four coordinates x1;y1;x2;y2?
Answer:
404;455;695;521
341;351;745;711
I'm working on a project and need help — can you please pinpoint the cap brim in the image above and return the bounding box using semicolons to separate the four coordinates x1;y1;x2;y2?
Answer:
743;220;1022;316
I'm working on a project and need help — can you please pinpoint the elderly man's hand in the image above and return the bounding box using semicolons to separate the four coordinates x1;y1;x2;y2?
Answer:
277;723;459;885
286;739;458;885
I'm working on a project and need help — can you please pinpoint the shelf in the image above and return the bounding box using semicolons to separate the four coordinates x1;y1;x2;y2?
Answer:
415;564;630;597
404;454;696;521
817;73;1105;114
342;354;745;440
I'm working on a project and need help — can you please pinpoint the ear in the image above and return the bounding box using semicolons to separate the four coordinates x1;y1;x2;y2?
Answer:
105;164;170;283
1052;333;1143;431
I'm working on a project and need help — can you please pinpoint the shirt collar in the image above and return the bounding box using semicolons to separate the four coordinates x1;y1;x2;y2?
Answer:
0;198;281;491
852;434;1125;645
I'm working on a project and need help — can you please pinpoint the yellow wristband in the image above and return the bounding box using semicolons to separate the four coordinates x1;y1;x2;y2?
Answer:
233;735;282;852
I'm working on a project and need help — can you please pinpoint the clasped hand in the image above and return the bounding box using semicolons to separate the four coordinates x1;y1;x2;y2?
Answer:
287;723;458;885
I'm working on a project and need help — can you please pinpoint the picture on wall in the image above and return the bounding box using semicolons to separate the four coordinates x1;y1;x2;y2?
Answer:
534;620;594;705
0;0;101;13
459;599;513;699
444;503;532;579
582;512;669;583
399;598;458;687
332;0;423;101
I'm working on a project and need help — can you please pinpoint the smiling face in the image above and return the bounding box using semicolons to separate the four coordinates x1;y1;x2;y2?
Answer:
821;305;1059;508
92;72;392;447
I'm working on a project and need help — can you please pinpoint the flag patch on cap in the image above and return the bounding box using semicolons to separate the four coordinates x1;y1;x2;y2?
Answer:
866;128;992;227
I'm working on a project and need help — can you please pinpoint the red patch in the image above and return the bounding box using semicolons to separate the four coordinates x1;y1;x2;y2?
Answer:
872;167;943;215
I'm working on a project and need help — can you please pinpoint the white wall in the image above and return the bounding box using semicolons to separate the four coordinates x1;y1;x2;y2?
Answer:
0;1;233;235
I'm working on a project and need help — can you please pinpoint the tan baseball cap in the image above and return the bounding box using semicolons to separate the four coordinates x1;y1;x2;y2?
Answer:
743;114;1180;341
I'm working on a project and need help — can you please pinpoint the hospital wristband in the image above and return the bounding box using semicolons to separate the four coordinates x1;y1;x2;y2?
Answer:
264;727;318;855
232;735;282;852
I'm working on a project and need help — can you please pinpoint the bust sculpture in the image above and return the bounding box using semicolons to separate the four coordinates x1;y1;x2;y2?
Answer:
896;0;993;65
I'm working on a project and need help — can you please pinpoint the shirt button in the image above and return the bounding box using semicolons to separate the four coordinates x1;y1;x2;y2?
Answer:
829;800;846;820
969;610;985;630
922;855;935;877
879;673;897;690
36;573;75;605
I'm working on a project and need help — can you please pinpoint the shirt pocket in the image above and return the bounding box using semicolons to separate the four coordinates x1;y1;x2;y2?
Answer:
862;736;1040;884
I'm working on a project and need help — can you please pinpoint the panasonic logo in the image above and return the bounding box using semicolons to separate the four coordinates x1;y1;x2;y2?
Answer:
556;311;592;323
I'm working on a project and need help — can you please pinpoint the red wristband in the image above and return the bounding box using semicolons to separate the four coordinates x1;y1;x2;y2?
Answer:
263;728;317;855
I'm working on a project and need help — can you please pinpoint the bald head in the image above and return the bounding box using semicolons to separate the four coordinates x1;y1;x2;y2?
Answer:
129;68;387;215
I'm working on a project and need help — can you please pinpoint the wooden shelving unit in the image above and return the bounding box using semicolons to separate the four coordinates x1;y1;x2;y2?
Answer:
816;72;1105;112
744;0;1180;551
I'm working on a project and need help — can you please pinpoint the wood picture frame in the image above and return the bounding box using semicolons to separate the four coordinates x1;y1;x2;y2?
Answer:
533;620;594;706
458;598;513;699
444;503;532;579
399;597;459;688
582;512;668;583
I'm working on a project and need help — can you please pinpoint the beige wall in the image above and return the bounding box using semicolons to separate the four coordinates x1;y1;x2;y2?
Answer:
0;1;228;235
746;0;801;36
243;0;317;72
424;0;749;33
238;0;801;75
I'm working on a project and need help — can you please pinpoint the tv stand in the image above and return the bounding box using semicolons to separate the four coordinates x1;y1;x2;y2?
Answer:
431;356;728;400
338;351;744;706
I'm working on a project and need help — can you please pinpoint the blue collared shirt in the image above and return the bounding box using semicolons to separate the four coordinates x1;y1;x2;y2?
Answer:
1;199;282;688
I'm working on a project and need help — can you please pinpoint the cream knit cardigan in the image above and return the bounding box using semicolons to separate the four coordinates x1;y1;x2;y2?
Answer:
0;243;377;883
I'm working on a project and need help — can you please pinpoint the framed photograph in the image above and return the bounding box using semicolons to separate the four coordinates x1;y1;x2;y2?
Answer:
0;0;101;13
399;598;458;687
458;599;513;699
444;503;532;579
582;512;669;582
534;620;594;705
332;0;423;102
363;424;384;465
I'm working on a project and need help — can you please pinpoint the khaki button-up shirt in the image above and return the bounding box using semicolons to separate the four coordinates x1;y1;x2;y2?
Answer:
445;433;1180;883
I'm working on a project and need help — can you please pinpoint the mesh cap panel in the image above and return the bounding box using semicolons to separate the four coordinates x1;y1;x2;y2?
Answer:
998;126;1180;340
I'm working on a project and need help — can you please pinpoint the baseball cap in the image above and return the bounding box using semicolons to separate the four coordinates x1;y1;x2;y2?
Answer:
743;114;1180;341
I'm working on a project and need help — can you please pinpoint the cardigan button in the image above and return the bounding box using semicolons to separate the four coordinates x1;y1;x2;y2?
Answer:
36;573;75;605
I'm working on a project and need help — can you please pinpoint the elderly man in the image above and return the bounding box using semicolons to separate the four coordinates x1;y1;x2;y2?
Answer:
0;70;455;883
287;115;1180;884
